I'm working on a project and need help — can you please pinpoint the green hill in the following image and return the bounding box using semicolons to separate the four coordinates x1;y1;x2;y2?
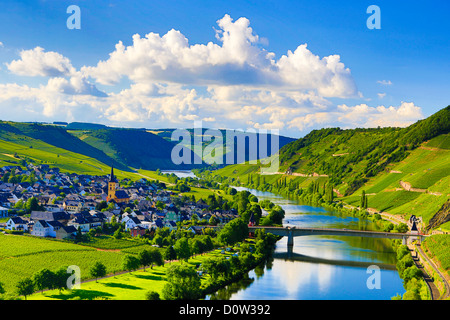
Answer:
0;121;128;171
278;105;450;194
69;128;202;171
0;120;294;176
208;105;450;231
150;128;296;166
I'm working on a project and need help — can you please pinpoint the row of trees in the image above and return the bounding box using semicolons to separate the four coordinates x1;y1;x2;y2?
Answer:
162;227;278;300
394;245;429;300
5;266;73;300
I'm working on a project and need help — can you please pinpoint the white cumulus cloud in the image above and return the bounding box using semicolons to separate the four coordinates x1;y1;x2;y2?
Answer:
0;15;425;138
81;14;358;98
6;46;76;77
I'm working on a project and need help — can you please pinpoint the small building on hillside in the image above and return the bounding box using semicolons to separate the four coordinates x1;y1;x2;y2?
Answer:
56;225;77;240
130;226;146;237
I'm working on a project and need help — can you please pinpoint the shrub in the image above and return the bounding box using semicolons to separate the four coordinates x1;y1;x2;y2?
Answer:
145;290;160;300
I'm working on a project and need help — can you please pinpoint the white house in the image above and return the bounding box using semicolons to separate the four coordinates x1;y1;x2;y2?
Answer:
31;220;51;237
125;216;143;231
121;211;138;224
31;220;63;238
0;206;8;218
5;217;29;232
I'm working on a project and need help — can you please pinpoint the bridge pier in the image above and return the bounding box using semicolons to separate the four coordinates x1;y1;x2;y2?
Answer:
287;229;294;248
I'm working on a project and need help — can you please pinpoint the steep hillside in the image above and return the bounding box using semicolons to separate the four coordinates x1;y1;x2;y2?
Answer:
208;105;450;231
0;121;128;171
279;105;450;195
0;128;111;176
341;135;450;229
69;128;202;170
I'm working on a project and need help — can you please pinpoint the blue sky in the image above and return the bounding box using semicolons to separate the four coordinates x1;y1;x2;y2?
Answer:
0;0;448;138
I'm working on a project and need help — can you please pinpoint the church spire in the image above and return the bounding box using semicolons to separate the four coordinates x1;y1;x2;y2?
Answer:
110;165;117;183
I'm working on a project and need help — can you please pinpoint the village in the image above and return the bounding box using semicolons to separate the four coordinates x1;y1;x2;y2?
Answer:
0;163;240;240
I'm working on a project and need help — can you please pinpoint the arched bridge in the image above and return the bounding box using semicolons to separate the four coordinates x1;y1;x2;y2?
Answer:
248;226;427;247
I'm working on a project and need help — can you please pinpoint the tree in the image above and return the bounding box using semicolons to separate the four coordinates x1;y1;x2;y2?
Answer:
75;226;84;242
155;200;165;210
239;252;256;271
199;235;214;253
234;190;251;214
153;234;163;247
162;264;201;300
53;267;69;293
33;268;55;292
96;200;108;211
325;183;334;204
394;223;409;233
122;254;141;273
26;197;42;211
164;245;177;262
113;226;123;239
149;247;164;269
209;215;218;226
267;205;285;225
174;237;191;263
396;254;414;278
189;238;202;256
217;218;248;246
402;265;422;283
360;190;368;210
16;278;35;300
0;281;5;295
201;256;230;283
90;261;107;282
145;290;160;300
138;249;152;271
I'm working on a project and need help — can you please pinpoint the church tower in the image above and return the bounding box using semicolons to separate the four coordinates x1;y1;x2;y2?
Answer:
107;165;118;202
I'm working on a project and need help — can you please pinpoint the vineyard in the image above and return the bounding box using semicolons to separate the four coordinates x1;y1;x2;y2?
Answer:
0;234;134;294
422;234;450;273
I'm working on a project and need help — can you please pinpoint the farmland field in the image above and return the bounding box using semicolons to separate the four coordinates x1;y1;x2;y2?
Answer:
0;234;130;294
0;234;93;258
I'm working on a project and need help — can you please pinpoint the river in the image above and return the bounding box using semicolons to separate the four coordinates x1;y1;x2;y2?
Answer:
161;170;197;179
210;186;406;300
167;171;406;300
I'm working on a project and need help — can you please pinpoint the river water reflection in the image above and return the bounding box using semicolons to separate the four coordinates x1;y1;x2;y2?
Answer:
209;186;406;300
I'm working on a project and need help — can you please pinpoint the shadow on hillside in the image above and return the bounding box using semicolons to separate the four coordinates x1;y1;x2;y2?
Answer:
47;289;114;300
102;282;142;290
134;274;165;281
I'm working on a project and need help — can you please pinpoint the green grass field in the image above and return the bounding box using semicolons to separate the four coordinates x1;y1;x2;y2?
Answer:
0;232;239;300
28;249;233;300
0;234;141;294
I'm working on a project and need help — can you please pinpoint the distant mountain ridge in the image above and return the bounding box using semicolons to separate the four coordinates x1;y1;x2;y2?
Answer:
0;120;295;172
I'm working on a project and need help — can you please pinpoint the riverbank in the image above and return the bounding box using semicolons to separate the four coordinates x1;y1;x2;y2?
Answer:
196;173;438;300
